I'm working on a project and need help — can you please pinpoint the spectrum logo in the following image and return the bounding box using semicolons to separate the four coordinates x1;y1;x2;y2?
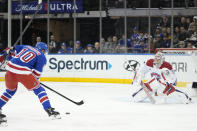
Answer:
49;58;112;72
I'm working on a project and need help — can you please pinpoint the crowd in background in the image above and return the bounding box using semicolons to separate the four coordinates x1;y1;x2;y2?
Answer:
33;15;197;54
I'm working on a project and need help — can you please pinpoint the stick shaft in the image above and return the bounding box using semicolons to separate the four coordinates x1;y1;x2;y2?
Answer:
40;83;84;105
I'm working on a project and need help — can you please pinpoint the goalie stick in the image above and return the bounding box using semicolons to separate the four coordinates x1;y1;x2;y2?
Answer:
40;83;84;106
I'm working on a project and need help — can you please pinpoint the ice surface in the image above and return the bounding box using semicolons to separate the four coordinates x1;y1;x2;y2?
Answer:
0;82;197;131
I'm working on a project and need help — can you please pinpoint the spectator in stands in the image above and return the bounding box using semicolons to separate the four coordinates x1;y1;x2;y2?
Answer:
112;36;119;52
93;42;100;53
139;40;148;53
186;41;196;48
166;27;171;40
159;14;170;27
58;42;66;54
186;17;191;29
189;16;197;29
161;27;167;36
68;40;74;48
179;16;188;30
35;36;41;46
48;35;57;53
173;26;180;46
100;38;106;53
130;27;140;42
58;42;72;54
102;36;113;53
188;22;197;41
132;39;140;53
115;43;126;53
161;34;171;48
153;26;162;38
179;26;189;41
67;40;74;53
178;41;185;48
75;41;84;53
153;34;163;49
138;31;147;43
149;35;155;53
119;34;132;52
84;44;94;53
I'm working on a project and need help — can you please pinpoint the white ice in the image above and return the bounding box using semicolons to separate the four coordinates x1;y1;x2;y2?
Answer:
0;82;197;131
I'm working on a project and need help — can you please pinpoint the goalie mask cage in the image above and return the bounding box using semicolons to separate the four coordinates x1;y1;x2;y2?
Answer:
155;48;197;89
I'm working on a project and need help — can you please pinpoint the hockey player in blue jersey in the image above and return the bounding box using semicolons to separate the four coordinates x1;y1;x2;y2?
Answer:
0;42;60;125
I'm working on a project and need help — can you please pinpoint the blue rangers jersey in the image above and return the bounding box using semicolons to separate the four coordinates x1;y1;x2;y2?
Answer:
6;45;46;78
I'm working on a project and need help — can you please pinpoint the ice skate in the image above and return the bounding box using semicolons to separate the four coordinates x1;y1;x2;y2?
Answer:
0;109;7;126
184;97;192;104
45;108;61;119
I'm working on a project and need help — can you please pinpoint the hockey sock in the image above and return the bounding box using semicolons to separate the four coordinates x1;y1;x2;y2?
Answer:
0;89;16;109
33;86;52;110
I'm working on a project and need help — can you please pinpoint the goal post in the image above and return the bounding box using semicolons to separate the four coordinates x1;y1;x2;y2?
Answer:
155;48;197;89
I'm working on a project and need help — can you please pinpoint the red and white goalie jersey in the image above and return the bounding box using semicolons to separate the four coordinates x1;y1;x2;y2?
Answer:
133;52;176;86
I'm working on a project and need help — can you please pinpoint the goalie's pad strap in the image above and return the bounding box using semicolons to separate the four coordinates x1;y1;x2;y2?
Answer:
161;73;166;81
144;82;153;92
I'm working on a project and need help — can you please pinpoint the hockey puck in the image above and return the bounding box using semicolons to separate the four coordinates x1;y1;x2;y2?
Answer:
65;112;70;115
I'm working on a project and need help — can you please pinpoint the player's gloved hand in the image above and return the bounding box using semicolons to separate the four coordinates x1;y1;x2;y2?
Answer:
3;47;13;55
163;82;175;95
32;70;41;80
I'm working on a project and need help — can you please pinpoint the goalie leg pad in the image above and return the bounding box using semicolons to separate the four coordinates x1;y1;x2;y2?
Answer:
167;88;191;104
132;87;152;102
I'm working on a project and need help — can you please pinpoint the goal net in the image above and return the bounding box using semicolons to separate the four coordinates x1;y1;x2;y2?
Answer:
155;48;197;89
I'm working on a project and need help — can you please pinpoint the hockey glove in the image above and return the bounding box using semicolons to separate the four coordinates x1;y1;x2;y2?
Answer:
163;82;175;95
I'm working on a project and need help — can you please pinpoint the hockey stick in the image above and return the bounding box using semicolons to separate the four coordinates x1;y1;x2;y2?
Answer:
141;82;156;104
40;83;84;106
13;0;43;46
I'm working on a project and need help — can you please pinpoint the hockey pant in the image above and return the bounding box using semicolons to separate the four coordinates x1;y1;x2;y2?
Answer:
0;71;52;110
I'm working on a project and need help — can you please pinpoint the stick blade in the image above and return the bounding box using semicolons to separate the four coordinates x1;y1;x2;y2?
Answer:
76;100;84;105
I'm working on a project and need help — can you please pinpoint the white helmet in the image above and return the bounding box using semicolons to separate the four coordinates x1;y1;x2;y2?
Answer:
154;52;165;68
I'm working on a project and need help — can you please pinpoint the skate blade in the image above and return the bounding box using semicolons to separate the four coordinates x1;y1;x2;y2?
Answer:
50;114;61;120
